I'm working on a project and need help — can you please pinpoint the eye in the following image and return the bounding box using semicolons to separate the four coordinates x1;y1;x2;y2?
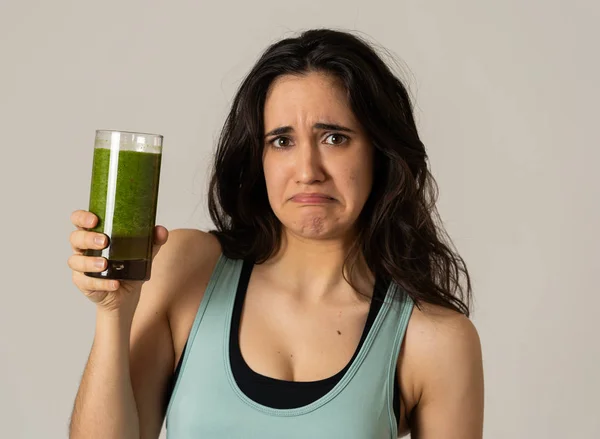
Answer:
269;136;293;148
324;133;348;145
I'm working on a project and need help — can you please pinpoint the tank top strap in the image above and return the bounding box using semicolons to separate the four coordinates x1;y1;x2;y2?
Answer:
382;283;414;425
338;282;414;438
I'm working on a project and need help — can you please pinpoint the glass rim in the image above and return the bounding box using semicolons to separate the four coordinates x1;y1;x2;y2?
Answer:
96;129;163;140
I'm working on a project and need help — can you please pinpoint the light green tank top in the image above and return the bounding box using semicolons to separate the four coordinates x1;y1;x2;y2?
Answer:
166;254;414;438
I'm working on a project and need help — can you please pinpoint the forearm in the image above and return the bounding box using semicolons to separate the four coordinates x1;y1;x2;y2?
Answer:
70;309;140;439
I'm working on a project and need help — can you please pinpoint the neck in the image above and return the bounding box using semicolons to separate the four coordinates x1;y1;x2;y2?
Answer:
261;229;374;302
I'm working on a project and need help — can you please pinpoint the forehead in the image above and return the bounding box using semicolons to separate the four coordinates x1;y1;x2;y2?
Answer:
263;72;359;127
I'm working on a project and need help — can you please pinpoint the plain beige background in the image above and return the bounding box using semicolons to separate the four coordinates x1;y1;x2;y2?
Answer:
1;0;598;438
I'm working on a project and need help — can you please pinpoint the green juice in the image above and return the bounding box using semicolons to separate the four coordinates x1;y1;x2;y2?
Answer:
85;148;161;280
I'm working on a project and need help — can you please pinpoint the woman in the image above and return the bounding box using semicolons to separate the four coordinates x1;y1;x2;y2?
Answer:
68;28;484;438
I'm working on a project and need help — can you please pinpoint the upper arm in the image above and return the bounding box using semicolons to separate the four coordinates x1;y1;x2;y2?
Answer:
127;229;220;439
401;306;484;439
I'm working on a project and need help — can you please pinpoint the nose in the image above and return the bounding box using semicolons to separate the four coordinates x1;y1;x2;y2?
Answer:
294;140;325;185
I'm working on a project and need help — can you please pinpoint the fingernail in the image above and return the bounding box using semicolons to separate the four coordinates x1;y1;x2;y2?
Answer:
94;236;105;246
94;259;105;269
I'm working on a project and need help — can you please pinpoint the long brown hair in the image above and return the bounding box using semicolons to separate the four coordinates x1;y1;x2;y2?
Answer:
208;29;471;316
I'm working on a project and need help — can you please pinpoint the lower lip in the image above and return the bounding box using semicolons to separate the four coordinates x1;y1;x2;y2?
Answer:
291;196;335;204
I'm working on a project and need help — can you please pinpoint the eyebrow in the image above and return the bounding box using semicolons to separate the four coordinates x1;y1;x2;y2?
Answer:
264;123;356;138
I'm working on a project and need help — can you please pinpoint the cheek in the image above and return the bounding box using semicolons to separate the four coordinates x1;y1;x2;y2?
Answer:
346;166;373;200
263;158;288;197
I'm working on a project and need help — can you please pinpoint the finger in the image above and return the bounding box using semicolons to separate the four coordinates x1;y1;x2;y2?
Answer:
68;254;107;273
70;230;108;252
71;210;98;229
72;271;120;292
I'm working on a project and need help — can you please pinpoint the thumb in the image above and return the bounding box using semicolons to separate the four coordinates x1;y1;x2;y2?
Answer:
151;225;169;260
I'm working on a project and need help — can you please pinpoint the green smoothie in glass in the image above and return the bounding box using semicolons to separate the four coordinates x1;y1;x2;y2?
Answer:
84;130;163;281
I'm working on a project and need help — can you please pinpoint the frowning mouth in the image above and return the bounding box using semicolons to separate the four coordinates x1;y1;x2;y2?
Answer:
290;193;336;204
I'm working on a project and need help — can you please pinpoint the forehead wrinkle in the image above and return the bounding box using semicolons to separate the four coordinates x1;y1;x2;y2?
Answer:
263;73;360;134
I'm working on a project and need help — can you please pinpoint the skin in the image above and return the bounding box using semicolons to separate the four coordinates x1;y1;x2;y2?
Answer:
68;71;484;439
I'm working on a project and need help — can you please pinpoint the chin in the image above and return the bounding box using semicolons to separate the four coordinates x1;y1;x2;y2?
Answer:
284;215;352;241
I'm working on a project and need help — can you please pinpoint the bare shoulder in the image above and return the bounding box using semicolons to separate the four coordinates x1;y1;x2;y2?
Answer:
407;303;481;358
151;229;222;363
133;228;221;325
399;302;484;438
151;228;221;278
402;303;482;392
148;228;222;308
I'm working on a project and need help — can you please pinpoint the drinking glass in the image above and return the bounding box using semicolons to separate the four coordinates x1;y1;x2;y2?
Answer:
84;130;163;281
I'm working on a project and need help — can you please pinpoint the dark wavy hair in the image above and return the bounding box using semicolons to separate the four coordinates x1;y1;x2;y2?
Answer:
208;28;471;316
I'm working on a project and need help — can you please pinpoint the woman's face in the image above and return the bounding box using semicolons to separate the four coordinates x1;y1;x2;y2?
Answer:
262;71;373;241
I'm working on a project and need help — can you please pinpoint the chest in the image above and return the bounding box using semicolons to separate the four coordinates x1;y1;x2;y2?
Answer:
238;280;371;382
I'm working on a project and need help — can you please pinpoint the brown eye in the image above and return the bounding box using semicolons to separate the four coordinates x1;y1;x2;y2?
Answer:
271;137;292;148
324;133;348;145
